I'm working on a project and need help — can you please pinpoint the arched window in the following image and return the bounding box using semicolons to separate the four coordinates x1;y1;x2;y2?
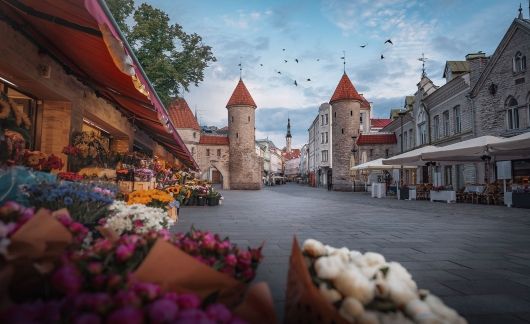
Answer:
506;97;519;130
417;107;427;145
513;52;527;73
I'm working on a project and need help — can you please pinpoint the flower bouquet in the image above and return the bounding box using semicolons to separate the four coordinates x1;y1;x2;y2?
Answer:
134;168;155;182
127;189;174;209
101;201;175;236
284;237;466;324
25;181;115;228
19;150;64;172
57;171;84;182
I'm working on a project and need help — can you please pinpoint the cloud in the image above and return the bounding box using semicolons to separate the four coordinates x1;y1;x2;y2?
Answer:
222;10;271;30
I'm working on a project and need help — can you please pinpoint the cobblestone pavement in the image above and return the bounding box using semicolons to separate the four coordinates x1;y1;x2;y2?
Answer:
173;183;530;323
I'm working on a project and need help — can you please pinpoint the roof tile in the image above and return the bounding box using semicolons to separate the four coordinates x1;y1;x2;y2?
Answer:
199;135;229;145
168;98;200;131
226;79;257;108
330;73;363;104
356;133;397;145
370;119;393;128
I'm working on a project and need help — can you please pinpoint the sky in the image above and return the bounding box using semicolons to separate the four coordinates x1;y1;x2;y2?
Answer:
144;0;525;149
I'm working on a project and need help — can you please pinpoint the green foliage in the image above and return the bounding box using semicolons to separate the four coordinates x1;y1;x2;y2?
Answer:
105;0;216;106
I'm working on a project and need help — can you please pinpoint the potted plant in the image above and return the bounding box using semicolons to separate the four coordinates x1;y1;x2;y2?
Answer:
207;188;220;206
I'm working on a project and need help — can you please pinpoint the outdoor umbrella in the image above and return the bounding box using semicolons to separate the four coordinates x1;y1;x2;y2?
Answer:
421;136;504;161
382;145;438;165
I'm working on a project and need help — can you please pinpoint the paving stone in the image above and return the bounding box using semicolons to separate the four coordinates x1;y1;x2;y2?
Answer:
173;183;530;321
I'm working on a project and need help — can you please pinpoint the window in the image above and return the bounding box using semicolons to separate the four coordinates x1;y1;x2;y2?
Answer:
334;112;336;118
206;149;210;156
217;149;221;156
443;111;450;137
453;105;461;134
325;114;329;125
360;113;363;124
385;149;389;158
418;123;427;145
236;132;239;138
433;115;440;140
193;132;196;138
231;116;234;122
513;51;527;73
341;128;344;134
409;130;414;149
506;97;520;130
191;147;195;155
248;116;250;122
369;149;373;157
325;132;329;143
321;133;325;144
321;115;324;125
322;150;328;162
350;110;353;116
404;131;408;150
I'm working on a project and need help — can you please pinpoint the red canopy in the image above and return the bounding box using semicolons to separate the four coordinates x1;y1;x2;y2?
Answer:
0;0;197;169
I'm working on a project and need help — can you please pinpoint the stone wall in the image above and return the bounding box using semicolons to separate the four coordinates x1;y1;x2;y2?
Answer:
197;143;230;189
228;105;261;190
474;27;530;137
331;99;361;191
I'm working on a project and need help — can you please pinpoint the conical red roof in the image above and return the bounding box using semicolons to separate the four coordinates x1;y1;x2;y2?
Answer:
167;98;200;131
226;79;257;108
330;73;363;104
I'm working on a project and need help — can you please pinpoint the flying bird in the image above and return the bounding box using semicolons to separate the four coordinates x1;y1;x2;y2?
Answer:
306;78;311;81
282;48;286;51
384;39;393;45
380;54;385;59
294;80;298;86
277;71;282;74
316;58;320;61
360;44;367;48
284;60;288;63
295;58;299;63
260;63;263;67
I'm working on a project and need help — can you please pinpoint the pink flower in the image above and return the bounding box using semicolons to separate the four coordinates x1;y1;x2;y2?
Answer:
133;282;160;301
106;307;144;324
237;251;252;267
206;304;232;322
52;264;83;295
74;313;101;324
224;254;237;267
93;239;113;253
133;219;144;228
216;240;231;252
69;222;86;233
116;243;135;262
148;299;179;323
92;275;106;289
202;232;216;250
107;274;123;288
175;294;200;309
174;309;210;323
114;290;142;308
87;262;103;275
242;268;255;281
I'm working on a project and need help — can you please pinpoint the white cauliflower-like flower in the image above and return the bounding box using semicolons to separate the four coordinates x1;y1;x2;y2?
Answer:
334;266;375;305
357;311;379;324
319;283;342;304
303;239;326;257
387;278;418;307
363;252;386;267
405;299;432;321
424;294;467;323
104;201;174;235
339;297;364;322
330;247;351;263
378;311;416;324
315;254;346;279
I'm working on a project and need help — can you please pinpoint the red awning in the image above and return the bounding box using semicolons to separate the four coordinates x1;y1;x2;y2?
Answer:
0;0;197;169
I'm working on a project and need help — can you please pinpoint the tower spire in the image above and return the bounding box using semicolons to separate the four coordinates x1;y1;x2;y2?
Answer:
518;3;523;18
341;50;346;73
418;53;429;77
238;57;243;79
286;117;292;153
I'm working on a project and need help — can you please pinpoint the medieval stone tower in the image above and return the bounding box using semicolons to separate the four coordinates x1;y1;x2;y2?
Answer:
226;78;262;190
330;72;363;191
285;118;292;153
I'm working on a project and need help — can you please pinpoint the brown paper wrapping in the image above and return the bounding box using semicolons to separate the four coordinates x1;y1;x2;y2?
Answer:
132;239;246;308
234;282;278;324
284;237;348;324
168;207;178;222
7;209;72;261
96;225;120;243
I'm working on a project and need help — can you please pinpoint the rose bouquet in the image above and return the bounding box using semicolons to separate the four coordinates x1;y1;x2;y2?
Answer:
127;189;174;209
18;150;64;172
0;281;245;324
285;238;466;323
57;171;84;182
102;201;174;236
25;181;115;227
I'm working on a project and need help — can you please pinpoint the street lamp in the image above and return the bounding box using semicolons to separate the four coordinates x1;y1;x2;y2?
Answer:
398;111;407;187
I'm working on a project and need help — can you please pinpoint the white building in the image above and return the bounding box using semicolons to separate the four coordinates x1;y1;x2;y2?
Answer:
307;103;332;187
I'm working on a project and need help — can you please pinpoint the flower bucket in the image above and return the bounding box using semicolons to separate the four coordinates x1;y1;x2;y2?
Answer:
168;206;178;222
197;196;206;206
208;197;219;206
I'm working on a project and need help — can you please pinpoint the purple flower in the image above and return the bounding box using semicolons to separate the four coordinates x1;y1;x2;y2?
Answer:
106;306;144;324
224;254;237;267
174;309;213;324
148;299;179;323
206;304;232;322
133;282;160;301
74;313;102;324
175;294;200;309
52;264;83;295
64;196;74;205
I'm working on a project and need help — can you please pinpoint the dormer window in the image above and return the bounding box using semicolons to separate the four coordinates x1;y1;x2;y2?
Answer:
513;51;527;73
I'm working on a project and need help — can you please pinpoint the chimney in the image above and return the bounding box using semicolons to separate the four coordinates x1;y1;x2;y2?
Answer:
466;52;488;89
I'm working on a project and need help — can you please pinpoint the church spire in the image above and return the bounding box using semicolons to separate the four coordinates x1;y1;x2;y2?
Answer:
286;117;292;153
286;118;292;138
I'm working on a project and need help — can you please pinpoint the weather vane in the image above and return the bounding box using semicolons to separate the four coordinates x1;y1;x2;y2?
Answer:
238;57;243;79
418;53;428;77
341;50;346;73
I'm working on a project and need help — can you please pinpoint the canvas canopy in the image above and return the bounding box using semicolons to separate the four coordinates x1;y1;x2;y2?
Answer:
0;0;197;168
488;132;530;159
382;146;439;165
420;136;504;162
352;158;416;171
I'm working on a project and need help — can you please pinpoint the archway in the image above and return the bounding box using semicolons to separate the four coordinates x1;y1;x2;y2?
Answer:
205;161;229;190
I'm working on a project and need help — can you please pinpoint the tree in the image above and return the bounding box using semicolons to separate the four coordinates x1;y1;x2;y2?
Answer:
105;0;216;106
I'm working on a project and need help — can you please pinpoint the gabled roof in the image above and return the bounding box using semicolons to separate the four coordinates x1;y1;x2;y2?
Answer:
199;135;229;145
330;73;363;104
471;18;530;97
360;94;371;109
370;119;393;128
226;79;257;108
168;98;200;131
356;133;397;145
443;61;470;78
283;149;301;160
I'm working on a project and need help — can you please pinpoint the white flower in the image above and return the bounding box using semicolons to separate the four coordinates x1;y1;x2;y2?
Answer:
334;266;375;305
387;279;417;307
104;201;174;235
319;283;342;304
378;311;415;324
387;262;417;291
363;252;386;267
424;294;467;323
315;254;346;279
330;247;351;263
405;299;432;321
325;244;337;255
302;239;326;257
357;311;379;324
339;297;364;322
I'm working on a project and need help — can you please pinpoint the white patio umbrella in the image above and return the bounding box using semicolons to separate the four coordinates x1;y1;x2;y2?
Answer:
421;136;504;161
382;145;439;165
489;132;530;158
352;158;416;170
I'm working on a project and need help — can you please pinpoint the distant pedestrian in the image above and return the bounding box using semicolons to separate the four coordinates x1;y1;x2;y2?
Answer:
327;170;332;191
